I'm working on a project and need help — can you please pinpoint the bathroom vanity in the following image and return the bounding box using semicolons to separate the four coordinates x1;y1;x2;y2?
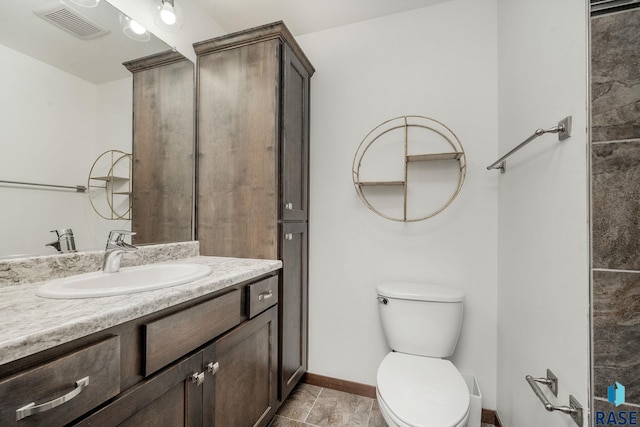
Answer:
0;249;282;426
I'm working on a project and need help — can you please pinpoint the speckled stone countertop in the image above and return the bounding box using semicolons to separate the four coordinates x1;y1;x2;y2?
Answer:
0;254;281;366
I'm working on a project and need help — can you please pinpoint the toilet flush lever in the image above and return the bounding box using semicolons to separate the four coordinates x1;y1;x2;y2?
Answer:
377;297;388;304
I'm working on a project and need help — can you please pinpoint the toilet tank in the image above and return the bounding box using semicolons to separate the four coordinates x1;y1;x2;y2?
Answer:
377;282;464;357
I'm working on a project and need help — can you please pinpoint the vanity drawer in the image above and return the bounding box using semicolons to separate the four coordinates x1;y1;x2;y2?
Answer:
247;275;279;318
0;336;120;427
144;288;243;376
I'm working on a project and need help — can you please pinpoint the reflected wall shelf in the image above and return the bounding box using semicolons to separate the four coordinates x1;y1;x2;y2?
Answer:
352;116;466;222
354;181;405;187
87;150;132;220
90;176;129;183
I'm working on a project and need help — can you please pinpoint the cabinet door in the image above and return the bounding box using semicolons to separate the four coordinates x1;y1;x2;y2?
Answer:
197;39;280;259
203;307;278;427
281;43;310;222
279;222;308;401
75;353;203;427
129;54;195;245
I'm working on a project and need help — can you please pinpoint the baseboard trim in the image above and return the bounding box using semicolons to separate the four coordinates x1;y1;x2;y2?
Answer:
303;372;500;426
483;408;500;425
302;373;376;398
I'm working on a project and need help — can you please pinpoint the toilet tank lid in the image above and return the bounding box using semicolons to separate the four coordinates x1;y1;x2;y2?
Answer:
377;282;464;302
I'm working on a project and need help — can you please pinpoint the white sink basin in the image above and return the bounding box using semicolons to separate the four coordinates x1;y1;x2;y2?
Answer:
37;263;212;299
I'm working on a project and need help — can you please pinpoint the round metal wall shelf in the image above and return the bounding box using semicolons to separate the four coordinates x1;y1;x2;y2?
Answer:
87;150;132;220
352;115;466;222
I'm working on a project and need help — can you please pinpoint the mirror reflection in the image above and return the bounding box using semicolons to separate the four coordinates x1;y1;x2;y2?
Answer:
0;0;178;258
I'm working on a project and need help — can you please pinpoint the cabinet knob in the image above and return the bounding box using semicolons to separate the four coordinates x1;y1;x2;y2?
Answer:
285;202;294;210
284;233;293;241
207;362;220;375
191;372;205;386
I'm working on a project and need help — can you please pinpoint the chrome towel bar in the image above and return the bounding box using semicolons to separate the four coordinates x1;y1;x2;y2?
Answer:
525;370;583;426
487;116;572;173
0;179;86;192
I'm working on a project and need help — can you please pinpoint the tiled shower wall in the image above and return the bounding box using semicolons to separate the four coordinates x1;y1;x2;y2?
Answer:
591;6;640;415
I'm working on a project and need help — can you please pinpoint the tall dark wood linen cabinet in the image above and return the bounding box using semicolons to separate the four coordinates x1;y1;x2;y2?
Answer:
194;22;314;403
124;51;194;245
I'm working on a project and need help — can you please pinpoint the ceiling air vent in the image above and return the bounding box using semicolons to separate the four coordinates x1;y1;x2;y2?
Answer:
34;2;109;40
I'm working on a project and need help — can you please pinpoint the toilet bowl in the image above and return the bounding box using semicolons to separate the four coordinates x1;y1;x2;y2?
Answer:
376;352;470;427
376;282;469;427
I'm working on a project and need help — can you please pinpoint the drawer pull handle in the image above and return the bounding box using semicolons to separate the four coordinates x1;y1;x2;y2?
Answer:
258;290;273;301
285;202;294;210
284;233;293;240
16;376;90;421
191;372;205;386
207;362;220;375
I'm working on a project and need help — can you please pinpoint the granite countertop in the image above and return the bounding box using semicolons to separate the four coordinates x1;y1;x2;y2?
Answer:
0;256;282;366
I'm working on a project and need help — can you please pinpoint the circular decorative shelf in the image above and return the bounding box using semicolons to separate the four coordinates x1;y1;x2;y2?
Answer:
87;150;132;220
352;115;466;222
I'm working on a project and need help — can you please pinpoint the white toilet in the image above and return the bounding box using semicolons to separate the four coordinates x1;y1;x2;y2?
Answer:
376;282;470;427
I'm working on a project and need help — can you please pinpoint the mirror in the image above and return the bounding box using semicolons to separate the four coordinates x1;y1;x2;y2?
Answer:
0;0;185;258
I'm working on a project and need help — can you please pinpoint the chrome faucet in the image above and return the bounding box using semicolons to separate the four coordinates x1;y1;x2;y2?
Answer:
102;230;137;273
46;229;76;253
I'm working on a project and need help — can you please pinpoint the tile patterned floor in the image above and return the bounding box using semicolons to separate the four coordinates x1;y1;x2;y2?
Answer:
271;383;495;427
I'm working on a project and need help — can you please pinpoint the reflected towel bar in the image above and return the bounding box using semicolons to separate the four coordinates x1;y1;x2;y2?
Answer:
525;371;583;426
0;179;87;193
487;116;572;173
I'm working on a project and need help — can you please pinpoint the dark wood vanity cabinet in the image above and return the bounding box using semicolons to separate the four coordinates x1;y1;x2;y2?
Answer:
85;275;278;427
79;306;277;427
1;274;279;427
194;21;314;403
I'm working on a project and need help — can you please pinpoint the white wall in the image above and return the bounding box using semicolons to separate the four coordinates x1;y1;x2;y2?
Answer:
0;44;130;257
496;1;589;426
297;0;499;409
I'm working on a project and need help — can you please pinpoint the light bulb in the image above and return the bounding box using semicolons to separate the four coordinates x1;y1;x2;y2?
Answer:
129;20;147;35
154;0;182;32
160;1;176;25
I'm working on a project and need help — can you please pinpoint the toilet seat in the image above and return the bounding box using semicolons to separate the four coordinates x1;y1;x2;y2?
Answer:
377;352;470;427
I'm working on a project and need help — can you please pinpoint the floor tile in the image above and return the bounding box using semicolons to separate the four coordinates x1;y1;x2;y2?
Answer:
367;400;387;427
270;415;314;427
274;383;497;427
278;383;323;421
305;388;373;427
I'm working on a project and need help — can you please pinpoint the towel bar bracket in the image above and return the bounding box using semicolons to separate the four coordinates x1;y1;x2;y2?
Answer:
569;395;584;427
545;368;559;396
557;116;572;141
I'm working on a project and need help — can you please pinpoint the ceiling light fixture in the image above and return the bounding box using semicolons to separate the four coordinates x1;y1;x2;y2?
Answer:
119;14;150;42
154;0;183;32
